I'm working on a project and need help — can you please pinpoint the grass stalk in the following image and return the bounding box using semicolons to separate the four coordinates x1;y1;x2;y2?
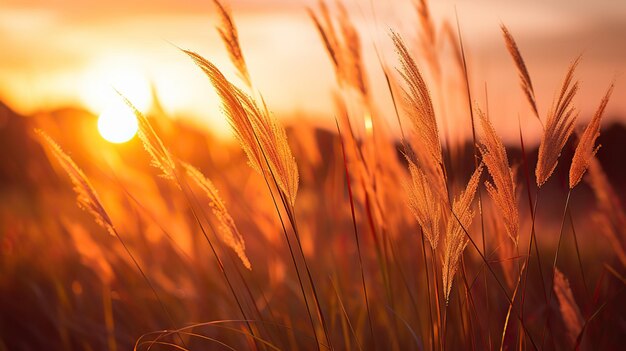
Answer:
336;120;377;348
540;188;573;347
568;212;589;300
445;203;539;350
260;176;322;350
430;246;444;350
421;230;437;351
329;277;363;351
111;227;187;349
455;13;490;350
283;199;334;350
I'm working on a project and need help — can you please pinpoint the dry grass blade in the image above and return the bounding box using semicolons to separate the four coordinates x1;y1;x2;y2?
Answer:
553;268;584;346
535;57;580;187
406;160;442;249
442;164;483;303
477;108;519;244
569;82;614;189
183;162;251;270
183;50;299;206
212;0;251;88
119;93;177;182
500;24;540;124
35;129;114;236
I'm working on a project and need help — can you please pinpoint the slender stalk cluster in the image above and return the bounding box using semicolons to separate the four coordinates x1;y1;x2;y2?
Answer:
22;1;626;349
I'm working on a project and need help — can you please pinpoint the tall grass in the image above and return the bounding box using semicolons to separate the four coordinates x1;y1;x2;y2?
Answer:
6;0;624;350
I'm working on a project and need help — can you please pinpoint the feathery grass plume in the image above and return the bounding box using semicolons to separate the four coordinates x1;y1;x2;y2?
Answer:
393;31;447;204
309;1;368;98
477;109;519;244
486;203;517;289
392;31;442;167
586;157;625;219
416;0;436;48
184;50;299;206
442;164;483;303
553;268;584;346
406;160;442;248
119;93;177;182
336;2;368;97
35;130;115;236
415;0;440;77
183;162;251;270
308;1;339;70
535;57;580;187
184;50;262;171
236;88;299;207
212;0;251;88
500;24;540;123
569;82;614;189
586;157;626;266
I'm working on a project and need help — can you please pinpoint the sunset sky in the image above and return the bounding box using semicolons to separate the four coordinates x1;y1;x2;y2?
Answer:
1;0;625;143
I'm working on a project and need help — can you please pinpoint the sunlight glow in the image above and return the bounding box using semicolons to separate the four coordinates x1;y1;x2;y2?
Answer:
81;57;152;114
364;112;373;136
97;102;138;143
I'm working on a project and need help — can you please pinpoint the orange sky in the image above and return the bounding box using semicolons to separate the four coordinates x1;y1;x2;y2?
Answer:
1;0;625;143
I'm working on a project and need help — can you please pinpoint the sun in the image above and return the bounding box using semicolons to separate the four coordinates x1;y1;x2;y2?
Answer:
78;56;150;143
97;102;138;143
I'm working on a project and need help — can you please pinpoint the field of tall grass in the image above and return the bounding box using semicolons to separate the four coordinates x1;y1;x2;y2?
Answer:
1;0;625;350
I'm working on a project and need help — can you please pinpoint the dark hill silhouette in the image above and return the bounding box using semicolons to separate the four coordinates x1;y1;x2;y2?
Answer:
0;102;55;192
1;100;625;204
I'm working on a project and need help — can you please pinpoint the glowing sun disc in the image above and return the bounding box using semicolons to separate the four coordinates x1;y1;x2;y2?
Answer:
98;105;138;143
